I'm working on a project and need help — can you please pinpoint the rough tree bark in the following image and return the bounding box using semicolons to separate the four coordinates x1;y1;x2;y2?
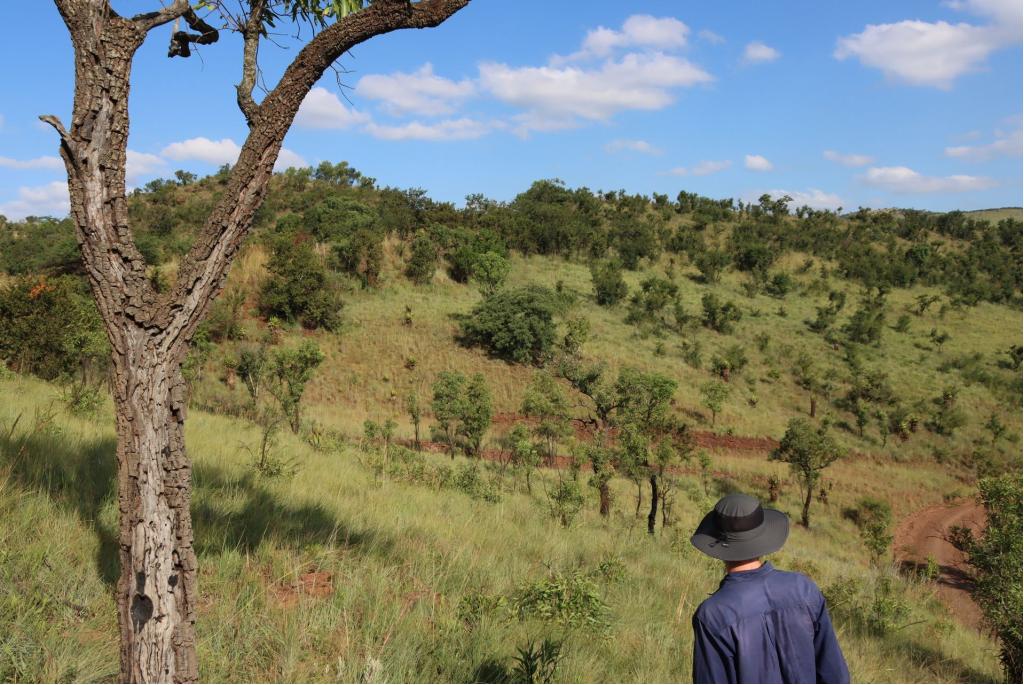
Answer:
647;473;659;535
44;0;470;681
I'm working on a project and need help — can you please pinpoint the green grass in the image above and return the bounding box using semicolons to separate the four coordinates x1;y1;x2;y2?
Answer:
963;207;1023;224
0;373;1006;682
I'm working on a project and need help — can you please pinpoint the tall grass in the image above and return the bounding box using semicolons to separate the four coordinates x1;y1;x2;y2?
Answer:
0;373;1004;682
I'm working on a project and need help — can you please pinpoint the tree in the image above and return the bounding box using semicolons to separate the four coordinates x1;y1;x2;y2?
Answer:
699;380;730;426
269;341;325;434
405;392;423;450
520;371;572;465
430;371;492;457
432;371;465;458
949;475;1022;682
590;259;628;306
404;231;437;285
458;286;560;364
845;497;893;565
460;373;493;456
771;419;843;528
472;250;511;295
41;0;470;679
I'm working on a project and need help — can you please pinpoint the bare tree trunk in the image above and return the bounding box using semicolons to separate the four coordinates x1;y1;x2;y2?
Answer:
647;474;659;535
802;483;813;528
809;395;817;418
598;481;610;517
113;348;198;683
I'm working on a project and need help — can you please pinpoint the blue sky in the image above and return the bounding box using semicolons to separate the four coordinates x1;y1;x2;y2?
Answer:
0;0;1021;219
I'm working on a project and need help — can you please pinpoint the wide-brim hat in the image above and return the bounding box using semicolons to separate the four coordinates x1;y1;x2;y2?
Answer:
691;493;790;561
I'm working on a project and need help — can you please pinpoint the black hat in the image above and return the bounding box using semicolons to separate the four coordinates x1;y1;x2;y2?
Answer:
690;493;790;561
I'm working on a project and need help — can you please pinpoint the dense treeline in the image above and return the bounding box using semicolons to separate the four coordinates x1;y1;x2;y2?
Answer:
2;164;1021;308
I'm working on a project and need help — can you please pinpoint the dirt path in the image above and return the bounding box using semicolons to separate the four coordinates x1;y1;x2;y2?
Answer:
893;499;986;630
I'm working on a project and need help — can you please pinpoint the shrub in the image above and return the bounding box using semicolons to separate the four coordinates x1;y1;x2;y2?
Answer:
404;231;437;285
701;292;742;333
269;341;324;433
547;478;585;527
590;259;629;306
259;234;343;331
458;286;560;364
844;497;893;564
472;251;511;295
626;276;685;335
513;570;610;631
431;371;493;456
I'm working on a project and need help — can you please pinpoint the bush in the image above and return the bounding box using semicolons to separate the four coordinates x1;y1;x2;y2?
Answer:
404;231;437;285
701;292;742;333
590;259;628;306
259;234;343;330
458;286;560;364
547;478;585;527
626;276;685;335
472;251;511;295
844;497;893;564
513;570;610;631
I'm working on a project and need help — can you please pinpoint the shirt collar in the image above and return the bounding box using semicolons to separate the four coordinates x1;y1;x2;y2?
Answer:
721;561;775;583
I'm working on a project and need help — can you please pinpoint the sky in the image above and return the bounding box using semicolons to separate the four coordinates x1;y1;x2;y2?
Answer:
0;0;1021;219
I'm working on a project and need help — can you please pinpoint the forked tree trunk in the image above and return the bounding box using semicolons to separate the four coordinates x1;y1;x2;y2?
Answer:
47;1;469;681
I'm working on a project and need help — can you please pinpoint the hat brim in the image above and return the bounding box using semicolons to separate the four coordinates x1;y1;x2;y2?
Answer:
690;507;790;561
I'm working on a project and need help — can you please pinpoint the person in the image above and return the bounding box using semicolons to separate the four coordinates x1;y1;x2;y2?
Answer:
689;493;850;684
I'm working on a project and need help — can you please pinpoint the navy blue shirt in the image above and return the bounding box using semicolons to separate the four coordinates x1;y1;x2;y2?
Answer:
692;563;850;684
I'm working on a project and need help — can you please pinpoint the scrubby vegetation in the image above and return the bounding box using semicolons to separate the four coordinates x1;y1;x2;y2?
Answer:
0;164;1019;682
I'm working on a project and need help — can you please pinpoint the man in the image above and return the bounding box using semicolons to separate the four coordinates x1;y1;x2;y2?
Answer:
690;493;850;684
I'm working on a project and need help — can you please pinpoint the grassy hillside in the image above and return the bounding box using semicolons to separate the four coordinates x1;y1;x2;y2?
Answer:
0;373;1005;682
964;207;1023;224
0;169;1020;682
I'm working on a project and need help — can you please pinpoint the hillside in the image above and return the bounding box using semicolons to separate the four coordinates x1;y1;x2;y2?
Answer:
0;165;1020;682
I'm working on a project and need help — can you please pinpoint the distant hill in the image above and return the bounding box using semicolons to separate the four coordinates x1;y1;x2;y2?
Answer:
963;207;1023;224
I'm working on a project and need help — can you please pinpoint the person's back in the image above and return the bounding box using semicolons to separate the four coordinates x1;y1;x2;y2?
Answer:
689;493;849;684
692;562;848;683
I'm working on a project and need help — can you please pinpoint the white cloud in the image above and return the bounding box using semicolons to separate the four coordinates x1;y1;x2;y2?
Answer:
745;154;773;171
698;29;725;45
555;15;690;63
161;137;241;165
944;122;1021;160
126;150;166;184
605;139;663;155
834;19;1009;88
357;64;474;117
945;0;1023;38
823;149;874;167
862;165;996;193
274;148;308;171
295;87;371;129
0;181;70;219
479;52;712;134
364;118;491;141
764;188;844;210
0;155;64;170
742;41;780;64
667;159;732;176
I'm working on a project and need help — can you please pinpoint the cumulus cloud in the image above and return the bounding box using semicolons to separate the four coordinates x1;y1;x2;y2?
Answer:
745;154;773;171
741;41;780;64
605;139;663;155
0;181;70;219
944;121;1022;160
364;118;491;141
480;52;712;134
667;159;732;176
698;29;725;44
945;0;1023;38
0;155;64;170
763;189;844;210
554;15;690;63
161;137;241;165
126;150;166;184
357;64;474;117
862;165;996;193
295;87;371;129
274;148;308;171
823;149;874;167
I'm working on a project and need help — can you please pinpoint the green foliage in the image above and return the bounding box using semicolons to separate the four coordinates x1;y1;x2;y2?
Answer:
431;371;493;456
472;251;511;295
514;570;610;631
547;478;585;527
626;276;686;335
694;248;730;284
925;385;967;436
259;234;343;330
510;639;563;684
844;497;893;564
590;259;629;306
700;292;742;333
771;419;843;527
699;380;730;426
269;341;324;433
458;287;561;365
843;289;888;345
404;231;437;285
521;372;571;462
0;275;108;382
949;475;1023;683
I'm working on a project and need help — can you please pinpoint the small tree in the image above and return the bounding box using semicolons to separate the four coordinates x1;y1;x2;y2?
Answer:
232;343;269;406
405;392;423;450
458;286;560;364
700;380;730;426
590;259;629;306
259;234;343;330
269;341;325;434
701;292;742;334
949;475;1022;683
521;371;572;465
771;418;844;528
432;371;466;458
460;373;493;456
431;371;492;456
472;250;511;295
405;231;437;285
698;450;713;496
845;497;893;565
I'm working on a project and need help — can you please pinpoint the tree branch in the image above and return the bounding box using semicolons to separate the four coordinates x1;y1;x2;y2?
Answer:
131;0;190;32
160;0;470;350
236;0;266;127
167;7;220;57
